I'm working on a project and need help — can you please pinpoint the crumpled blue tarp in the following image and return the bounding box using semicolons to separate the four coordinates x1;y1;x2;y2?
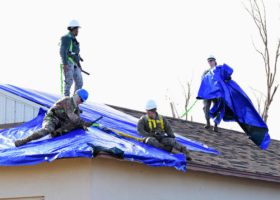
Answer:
0;84;219;171
197;64;270;149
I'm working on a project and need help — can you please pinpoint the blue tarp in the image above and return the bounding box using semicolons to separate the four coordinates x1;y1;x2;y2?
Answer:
0;84;219;171
197;64;270;149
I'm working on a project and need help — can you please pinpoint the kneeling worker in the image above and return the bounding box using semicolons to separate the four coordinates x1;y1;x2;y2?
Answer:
15;89;93;147
137;100;192;161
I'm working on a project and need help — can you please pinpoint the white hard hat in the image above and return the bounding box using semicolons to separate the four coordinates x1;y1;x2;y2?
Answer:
145;99;157;110
207;55;216;61
68;20;81;28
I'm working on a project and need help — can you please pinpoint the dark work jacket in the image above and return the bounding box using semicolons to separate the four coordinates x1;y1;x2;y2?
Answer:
137;113;175;138
60;32;80;65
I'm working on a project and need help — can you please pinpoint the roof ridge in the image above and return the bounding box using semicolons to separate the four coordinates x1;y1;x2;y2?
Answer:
108;104;256;137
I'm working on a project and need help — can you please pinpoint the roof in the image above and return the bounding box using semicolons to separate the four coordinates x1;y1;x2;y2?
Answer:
0;84;219;172
1;84;279;183
109;105;280;183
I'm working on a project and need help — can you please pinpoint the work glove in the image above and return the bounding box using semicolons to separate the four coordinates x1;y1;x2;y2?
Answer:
81;121;96;131
82;125;89;131
154;132;168;141
143;137;152;144
84;121;94;127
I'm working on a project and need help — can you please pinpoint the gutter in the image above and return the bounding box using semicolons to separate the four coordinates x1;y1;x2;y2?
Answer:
188;162;280;184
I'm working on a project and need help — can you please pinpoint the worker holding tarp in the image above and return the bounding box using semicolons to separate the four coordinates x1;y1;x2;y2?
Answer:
14;89;94;147
137;100;192;161
202;55;221;132
197;62;270;149
60;20;84;96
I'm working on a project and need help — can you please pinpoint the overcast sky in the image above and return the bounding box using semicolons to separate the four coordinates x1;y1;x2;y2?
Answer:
1;0;279;140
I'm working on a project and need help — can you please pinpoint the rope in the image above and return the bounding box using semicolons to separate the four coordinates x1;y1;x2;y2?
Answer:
60;64;64;96
181;99;198;118
110;128;144;142
92;123;144;142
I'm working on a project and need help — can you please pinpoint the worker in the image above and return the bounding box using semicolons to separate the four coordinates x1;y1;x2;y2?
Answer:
60;19;83;96
202;55;219;132
137;100;192;161
14;89;93;147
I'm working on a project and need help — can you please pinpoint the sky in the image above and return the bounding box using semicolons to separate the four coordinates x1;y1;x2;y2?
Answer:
0;0;279;140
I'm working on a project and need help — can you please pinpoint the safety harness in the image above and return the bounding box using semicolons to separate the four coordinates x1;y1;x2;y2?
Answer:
67;33;76;65
146;114;165;132
60;33;78;95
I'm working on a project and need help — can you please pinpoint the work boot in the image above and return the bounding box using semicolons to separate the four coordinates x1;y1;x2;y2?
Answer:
182;146;192;161
204;119;210;129
14;132;43;147
213;123;218;132
14;139;29;147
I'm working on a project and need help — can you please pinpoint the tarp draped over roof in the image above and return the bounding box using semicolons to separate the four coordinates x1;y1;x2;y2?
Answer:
0;84;219;171
197;64;270;149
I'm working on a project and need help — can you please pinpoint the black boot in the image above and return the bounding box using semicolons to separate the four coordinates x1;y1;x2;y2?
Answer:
213;123;218;132
204;119;210;129
181;146;192;161
172;141;192;161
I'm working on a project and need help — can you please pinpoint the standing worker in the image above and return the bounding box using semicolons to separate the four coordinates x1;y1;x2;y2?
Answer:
137;100;192;161
202;55;219;132
14;89;93;147
60;19;83;96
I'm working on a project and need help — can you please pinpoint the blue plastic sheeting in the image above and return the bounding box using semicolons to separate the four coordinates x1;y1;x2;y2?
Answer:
197;64;270;149
0;84;219;171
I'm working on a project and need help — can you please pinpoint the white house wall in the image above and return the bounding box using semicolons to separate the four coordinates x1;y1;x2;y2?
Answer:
91;158;280;200
0;158;279;200
0;89;46;125
0;159;92;200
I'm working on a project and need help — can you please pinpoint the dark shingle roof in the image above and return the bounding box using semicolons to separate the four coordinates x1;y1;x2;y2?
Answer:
109;105;280;183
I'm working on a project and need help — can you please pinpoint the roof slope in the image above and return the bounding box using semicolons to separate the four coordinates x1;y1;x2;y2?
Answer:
0;84;219;171
110;105;280;183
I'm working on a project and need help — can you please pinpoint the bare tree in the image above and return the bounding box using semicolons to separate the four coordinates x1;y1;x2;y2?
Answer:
244;0;279;122
169;101;178;118
165;89;179;118
165;80;194;120
180;81;192;120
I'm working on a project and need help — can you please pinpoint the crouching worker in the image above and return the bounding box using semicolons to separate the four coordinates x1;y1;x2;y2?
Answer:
14;89;94;147
137;100;192;161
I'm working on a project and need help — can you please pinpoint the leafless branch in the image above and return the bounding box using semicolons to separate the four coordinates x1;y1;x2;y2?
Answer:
244;0;279;122
179;80;192;120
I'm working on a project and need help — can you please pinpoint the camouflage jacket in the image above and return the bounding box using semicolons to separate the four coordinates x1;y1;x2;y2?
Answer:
46;97;83;125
